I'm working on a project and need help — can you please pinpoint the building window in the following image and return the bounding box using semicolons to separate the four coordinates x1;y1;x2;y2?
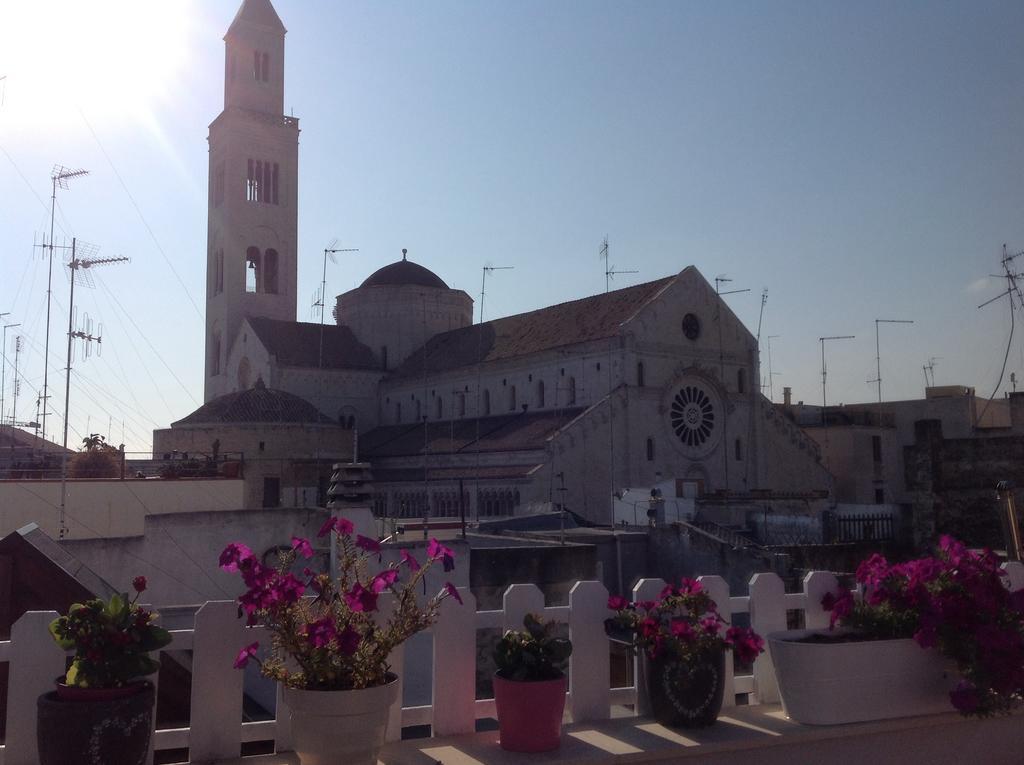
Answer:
261;52;269;82
212;249;224;296
395;402;402;423
646;437;654;462
536;379;545;408
483;389;491;415
637;362;645;387
874;488;885;504
415;400;422;422
735;438;743;461
210;330;222;376
213;161;225;207
436;397;443;419
872;435;882;463
567;377;577;405
737;368;746;394
245;246;260;293
262;477;280;508
247;159;279;204
264;249;279;294
509;385;517;411
458;392;466;417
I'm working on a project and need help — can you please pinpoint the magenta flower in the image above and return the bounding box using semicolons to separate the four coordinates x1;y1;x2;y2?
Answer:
317;517;355;538
344;582;378;613
302;617;338;649
317;517;336;538
371;568;400;594
291;536;314;559
337;625;361;655
726;627;764;664
428;538;455;572
443;582;463;605
401;550;421;571
607;595;630;611
356;535;381;553
219;542;254;572
233;641;259;669
670;618;695;642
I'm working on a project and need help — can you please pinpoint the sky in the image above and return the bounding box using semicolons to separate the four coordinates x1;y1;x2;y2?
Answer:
1;0;1023;455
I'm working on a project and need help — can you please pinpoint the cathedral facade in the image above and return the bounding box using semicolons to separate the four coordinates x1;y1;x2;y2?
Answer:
179;0;831;524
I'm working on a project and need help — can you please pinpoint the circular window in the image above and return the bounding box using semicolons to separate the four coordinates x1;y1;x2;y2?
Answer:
670;385;715;447
682;313;701;340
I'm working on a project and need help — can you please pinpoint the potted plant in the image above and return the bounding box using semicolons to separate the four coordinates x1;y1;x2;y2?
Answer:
220;517;462;765
37;576;172;765
606;579;764;728
492;613;573;752
769;536;1024;724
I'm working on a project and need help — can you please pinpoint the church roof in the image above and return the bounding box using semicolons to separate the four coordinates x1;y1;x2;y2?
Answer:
392;275;675;377
360;258;449;290
172;380;335;426
226;0;286;36
360;407;586;458
247;318;379;371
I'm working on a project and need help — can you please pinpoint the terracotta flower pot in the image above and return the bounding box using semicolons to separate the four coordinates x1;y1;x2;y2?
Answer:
37;681;155;765
493;673;567;752
282;675;399;765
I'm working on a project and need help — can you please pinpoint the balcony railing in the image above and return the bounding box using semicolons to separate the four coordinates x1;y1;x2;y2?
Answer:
3;564;1024;765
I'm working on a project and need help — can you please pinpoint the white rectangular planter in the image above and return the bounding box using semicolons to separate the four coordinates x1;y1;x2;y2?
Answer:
767;629;957;725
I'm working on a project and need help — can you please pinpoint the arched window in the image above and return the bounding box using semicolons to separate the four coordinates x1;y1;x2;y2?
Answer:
261;52;269;82
214;250;224;295
263;249;279;294
568;377;577;405
646;437;655;462
737;368;746;394
245;247;260;293
483;389;491;415
735;438;743;461
637;361;645;387
509;385;517;411
536;379;545;408
210;328;222;376
436;397;443;419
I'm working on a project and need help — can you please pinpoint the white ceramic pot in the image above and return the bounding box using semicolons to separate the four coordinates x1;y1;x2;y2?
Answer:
767;629;957;725
282;676;399;765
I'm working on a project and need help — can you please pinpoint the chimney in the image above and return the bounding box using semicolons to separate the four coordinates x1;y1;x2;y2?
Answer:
783;387;792;407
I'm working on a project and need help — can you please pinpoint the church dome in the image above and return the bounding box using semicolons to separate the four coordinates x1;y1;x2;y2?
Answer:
360;252;448;290
172;379;335;426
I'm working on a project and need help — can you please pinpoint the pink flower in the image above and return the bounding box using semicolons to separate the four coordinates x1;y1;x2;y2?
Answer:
372;568;400;594
132;575;147;593
678;578;703;595
291;536;314;559
428;538;456;572
700;615;721;635
443;582;463;604
344;583;378;613
821;589;854;629
233;641;259;669
401;550;421;572
219;542;254;572
356;535;381;554
726;627;764;664
607;595;630;611
302;617;337;648
317;517;336;538
670;618;695;642
317;516;355;538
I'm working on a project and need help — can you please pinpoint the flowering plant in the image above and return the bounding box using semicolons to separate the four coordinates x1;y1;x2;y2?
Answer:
494;613;573;681
822;536;1024;716
220;517;462;691
606;579;764;666
48;576;172;689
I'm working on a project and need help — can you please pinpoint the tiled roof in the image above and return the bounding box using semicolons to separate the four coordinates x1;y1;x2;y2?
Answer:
247;317;379;371
360;408;586;458
361;259;448;290
392;276;674;378
172;381;336;426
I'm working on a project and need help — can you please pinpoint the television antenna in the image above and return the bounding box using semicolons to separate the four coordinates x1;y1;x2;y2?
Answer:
314;239;358;370
599;236;637;293
868;318;914;404
976;244;1024;425
763;334;781;401
923;357;940;388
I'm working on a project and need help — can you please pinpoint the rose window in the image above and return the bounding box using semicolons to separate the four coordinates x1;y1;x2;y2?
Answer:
670;385;715;447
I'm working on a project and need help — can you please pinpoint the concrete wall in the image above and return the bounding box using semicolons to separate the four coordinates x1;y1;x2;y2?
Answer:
0;478;244;541
803;425;901;504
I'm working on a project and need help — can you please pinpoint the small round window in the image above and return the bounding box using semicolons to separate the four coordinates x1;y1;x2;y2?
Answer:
682;313;701;341
670;385;715;447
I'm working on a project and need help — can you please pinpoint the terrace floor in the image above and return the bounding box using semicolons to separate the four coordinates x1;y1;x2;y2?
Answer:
207;703;1024;765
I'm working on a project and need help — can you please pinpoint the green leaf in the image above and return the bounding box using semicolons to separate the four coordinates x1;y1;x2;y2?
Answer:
138;625;173;651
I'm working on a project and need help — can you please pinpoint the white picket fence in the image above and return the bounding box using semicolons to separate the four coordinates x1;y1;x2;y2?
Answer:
3;564;1023;764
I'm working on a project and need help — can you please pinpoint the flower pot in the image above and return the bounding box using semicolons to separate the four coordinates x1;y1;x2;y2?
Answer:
493;673;567;752
282;675;399;765
768;629;957;725
37;681;155;765
642;649;725;728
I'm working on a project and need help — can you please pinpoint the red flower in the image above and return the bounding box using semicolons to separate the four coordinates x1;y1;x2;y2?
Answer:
401;550;421;572
132;575;147;594
302;618;337;649
607;595;630;611
219;542;254;572
344;583;378;613
371;569;400;594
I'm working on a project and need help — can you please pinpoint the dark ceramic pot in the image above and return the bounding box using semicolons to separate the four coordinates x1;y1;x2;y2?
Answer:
643;650;726;728
37;681;155;765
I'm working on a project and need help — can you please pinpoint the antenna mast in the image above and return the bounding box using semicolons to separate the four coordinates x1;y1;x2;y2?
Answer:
600;236;637;293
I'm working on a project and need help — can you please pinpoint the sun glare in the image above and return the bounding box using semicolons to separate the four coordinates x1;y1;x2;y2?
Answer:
0;0;196;132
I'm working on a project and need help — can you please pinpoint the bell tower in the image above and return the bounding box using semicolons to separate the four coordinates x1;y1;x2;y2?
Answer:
205;0;299;401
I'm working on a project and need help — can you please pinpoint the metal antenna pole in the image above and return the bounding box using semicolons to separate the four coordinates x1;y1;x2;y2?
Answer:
819;335;855;474
766;335;780;402
0;314;15;426
317;241;358;372
41;166;88;444
873;319;914;405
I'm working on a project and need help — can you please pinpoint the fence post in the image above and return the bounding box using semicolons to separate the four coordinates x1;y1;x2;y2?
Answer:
802;571;839;630
189;600;249;762
502;584;545;631
748;573;786;704
631;578;666;716
432;587;477;736
5;611;64;765
568;580;610;722
697;575;735;708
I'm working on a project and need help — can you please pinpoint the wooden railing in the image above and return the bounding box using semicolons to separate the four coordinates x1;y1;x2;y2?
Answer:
3;563;1023;764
